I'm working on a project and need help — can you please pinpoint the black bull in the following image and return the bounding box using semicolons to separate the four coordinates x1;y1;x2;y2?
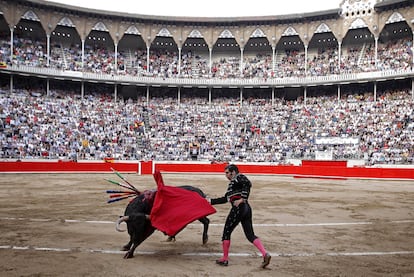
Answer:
116;185;210;259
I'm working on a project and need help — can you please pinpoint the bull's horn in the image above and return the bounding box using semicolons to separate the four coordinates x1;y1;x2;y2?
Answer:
116;216;129;232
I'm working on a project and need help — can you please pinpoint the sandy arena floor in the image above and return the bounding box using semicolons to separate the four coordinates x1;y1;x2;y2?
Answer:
0;173;413;276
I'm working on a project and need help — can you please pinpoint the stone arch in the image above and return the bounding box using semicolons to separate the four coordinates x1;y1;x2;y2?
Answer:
188;29;204;38
282;26;299;36
21;10;40;21
92;21;109;32
218;29;235;38
157;27;172;37
386;11;405;24
315;23;332;34
349;18;368;29
125;25;141;35
57;17;75;27
250;28;266;38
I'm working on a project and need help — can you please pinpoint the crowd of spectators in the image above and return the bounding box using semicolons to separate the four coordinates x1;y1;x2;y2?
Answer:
1;34;412;78
1;28;413;165
1;86;412;165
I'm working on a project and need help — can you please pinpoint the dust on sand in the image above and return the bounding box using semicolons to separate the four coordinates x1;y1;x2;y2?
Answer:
0;173;413;276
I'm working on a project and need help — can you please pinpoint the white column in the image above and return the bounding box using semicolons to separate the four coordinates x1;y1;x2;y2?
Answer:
209;47;212;76
337;84;341;103
240;47;244;77
304;87;307;106
81;39;85;70
240;87;243;106
9;75;13;93
411;78;414;100
146;46;150;73
338;40;342;74
46;79;50;97
304;44;308;76
272;45;276;76
412;31;414;67
146;86;150;105
47;34;50;67
114;43;118;74
178;47;181;76
9;27;14;63
374;36;378;69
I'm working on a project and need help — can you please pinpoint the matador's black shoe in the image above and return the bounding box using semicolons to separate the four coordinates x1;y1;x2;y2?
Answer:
261;253;271;268
216;259;229;266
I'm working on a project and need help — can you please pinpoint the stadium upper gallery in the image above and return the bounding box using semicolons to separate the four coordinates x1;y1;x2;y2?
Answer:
0;0;413;165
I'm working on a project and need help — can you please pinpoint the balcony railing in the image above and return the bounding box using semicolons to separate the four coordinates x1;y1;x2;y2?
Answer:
3;65;414;87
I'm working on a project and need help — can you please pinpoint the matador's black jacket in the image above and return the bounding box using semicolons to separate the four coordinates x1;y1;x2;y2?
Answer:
211;174;251;205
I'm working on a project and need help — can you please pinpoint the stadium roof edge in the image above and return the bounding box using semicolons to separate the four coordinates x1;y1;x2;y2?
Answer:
22;0;341;23
374;0;413;12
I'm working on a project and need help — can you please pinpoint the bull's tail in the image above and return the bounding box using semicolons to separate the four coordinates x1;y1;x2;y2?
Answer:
116;216;128;232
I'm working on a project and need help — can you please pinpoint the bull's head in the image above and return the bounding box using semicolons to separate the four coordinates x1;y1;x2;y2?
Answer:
116;214;150;232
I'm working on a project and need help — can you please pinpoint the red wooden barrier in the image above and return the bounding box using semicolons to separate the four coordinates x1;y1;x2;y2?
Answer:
0;160;413;180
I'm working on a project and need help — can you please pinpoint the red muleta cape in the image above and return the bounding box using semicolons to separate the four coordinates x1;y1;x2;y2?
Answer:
150;171;216;236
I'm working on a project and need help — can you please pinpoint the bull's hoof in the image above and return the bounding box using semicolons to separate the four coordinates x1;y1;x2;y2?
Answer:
121;244;131;251
123;251;134;259
202;235;208;245
166;236;176;242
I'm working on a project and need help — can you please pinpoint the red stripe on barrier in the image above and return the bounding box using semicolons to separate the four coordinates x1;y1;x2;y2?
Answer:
293;175;348;180
0;161;413;179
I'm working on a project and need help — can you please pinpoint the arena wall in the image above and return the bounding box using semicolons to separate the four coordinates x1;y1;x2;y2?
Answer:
0;160;413;180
